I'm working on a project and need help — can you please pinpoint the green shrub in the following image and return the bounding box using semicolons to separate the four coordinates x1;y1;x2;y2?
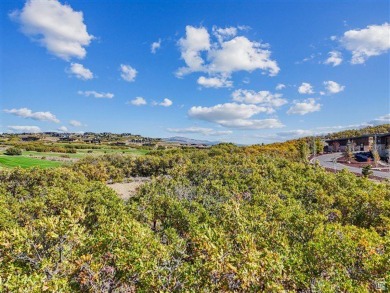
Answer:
362;165;373;177
4;147;22;156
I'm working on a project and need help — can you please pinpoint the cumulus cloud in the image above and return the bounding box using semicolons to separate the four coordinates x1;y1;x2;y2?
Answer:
212;26;238;42
10;0;93;60
176;25;279;79
159;98;173;107
129;97;147;106
287;98;321;115
208;36;279;76
324;80;345;94
231;89;287;108
275;83;286;90
58;126;68;132
340;23;390;64
197;75;233;88
120;64;137;82
277;129;313;138
8;125;41;133
167;127;232;136
69;63;93;80
189;103;268;121
324;51;343;66
188;102;283;129
216;118;284;129
263;114;389;141
69;120;82;127
298;82;314;94
151;39;161;54
177;26;210;76
315;115;389;133
4;108;60;123
368;113;390;125
78;90;114;98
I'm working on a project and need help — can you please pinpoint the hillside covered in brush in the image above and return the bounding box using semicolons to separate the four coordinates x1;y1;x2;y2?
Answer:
1;141;389;292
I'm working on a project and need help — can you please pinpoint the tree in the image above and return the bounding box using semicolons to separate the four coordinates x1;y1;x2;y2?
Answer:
372;149;380;167
315;138;324;154
361;165;373;178
332;141;340;152
344;148;353;163
298;141;309;162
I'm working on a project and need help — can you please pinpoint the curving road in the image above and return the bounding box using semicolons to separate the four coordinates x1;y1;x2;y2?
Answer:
311;152;390;179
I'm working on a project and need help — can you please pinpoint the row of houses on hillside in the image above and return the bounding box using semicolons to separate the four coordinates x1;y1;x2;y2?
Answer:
325;133;390;158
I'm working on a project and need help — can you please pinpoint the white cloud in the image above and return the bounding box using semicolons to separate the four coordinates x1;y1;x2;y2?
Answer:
297;54;316;64
277;129;313;138
4;108;60;123
315;115;389;133
69;120;82;127
167;127;232;136
315;124;367;133
129;97;147;106
177;26;211;76
287;98;321;115
8;125;41;133
208;36;279;76
188;102;283;129
324;80;345;94
324;51;343;66
231;89;287;108
259;114;389;142
151;39;161;54
58;126;68;132
69;63;93;80
212;26;238;42
197;76;232;88
159;98;173;107
176;25;279;78
78;90;114;99
275;83;286;90
368;113;390;125
189;103;268;121
298;82;314;94
10;0;93;60
120;64;137;82
216;118;284;129
340;23;390;64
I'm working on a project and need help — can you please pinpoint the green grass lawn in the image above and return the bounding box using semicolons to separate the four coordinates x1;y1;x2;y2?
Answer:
0;155;63;169
23;151;84;158
0;146;148;169
23;148;148;158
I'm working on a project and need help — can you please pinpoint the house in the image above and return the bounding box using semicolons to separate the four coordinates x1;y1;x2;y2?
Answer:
326;133;390;158
377;133;390;159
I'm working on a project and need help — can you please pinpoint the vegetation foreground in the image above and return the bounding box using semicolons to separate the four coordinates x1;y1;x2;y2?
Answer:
0;143;389;292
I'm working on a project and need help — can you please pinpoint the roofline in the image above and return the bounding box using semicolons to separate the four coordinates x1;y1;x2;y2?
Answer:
325;132;390;143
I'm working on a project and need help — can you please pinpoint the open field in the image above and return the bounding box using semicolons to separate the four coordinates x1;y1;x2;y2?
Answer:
0;155;63;168
0;147;149;169
23;147;148;158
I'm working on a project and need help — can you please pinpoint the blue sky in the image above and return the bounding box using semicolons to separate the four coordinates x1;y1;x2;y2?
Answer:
1;0;389;144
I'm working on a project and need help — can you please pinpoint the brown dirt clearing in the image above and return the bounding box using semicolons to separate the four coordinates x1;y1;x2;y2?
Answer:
108;178;150;200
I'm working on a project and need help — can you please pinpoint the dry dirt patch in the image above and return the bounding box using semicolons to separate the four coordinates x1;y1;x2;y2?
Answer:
108;178;150;200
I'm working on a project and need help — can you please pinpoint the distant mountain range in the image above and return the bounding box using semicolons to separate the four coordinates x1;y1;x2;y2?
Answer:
163;136;221;145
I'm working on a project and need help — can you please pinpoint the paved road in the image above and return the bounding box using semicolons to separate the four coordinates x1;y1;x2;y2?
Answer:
311;153;390;179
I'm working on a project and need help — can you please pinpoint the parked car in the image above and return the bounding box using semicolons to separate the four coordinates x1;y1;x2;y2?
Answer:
355;153;369;162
